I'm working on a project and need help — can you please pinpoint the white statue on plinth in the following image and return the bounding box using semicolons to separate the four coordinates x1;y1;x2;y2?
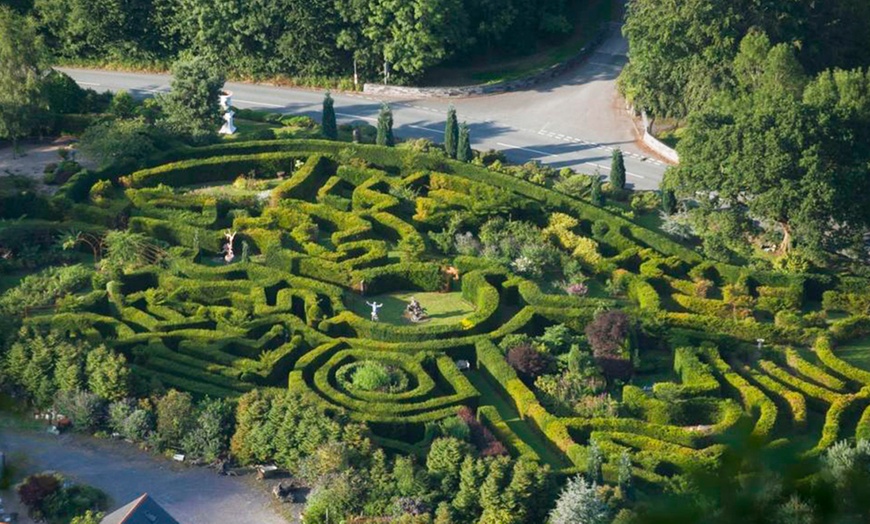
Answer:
219;110;236;135
219;90;236;135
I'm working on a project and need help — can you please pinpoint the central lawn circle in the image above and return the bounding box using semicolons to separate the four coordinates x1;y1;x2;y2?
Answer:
336;360;412;394
345;291;476;326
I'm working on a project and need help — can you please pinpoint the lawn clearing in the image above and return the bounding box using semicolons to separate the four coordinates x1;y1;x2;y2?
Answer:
836;336;870;372
346;291;476;326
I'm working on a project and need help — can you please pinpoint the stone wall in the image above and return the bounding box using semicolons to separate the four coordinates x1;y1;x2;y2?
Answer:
363;24;612;99
640;111;680;164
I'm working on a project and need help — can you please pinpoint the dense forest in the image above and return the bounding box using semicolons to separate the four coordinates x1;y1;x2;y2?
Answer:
620;0;870;268
0;0;587;83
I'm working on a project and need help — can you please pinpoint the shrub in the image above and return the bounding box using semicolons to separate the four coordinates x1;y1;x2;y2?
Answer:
507;344;553;381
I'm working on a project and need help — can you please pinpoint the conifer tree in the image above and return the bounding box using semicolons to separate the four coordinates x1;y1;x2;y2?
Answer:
376;102;394;146
445;105;459;158
662;188;677;215
590;175;604;206
617;450;633;499
587;437;604;484
457;122;472;162
452;456;484;521
611;148;626;190
321;91;337;140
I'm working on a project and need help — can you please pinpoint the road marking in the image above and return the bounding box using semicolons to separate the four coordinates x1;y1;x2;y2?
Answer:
582;161;645;179
233;99;283;108
496;142;557;157
78;82;101;86
407;125;444;134
336;112;377;122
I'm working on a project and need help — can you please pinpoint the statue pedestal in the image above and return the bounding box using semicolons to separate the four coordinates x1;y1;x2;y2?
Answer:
219;110;236;135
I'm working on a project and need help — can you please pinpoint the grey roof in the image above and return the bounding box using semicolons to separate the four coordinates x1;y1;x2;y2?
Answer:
101;494;180;524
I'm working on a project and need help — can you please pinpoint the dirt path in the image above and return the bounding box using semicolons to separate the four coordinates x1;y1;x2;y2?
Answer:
0;427;289;524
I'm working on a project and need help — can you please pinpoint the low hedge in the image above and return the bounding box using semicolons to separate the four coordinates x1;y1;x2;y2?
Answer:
738;362;807;429
785;348;847;392
271;154;335;204
122;151;308;188
814;336;870;386
702;345;777;440
758;360;840;404
830;315;870;342
653;346;719;398
804;388;870;458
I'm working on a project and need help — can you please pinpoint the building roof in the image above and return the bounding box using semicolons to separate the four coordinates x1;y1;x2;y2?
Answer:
101;494;180;524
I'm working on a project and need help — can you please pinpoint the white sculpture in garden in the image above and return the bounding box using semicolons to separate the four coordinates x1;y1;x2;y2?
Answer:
366;301;384;322
223;230;237;263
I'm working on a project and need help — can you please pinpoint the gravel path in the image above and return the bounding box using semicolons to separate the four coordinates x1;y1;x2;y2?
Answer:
0;428;288;524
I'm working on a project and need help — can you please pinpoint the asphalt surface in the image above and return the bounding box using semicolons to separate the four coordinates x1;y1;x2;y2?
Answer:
60;29;668;190
0;428;287;524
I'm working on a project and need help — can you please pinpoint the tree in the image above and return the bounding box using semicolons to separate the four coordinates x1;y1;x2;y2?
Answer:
376;102;394;146
54;390;106;431
586;438;604;484
457;122;472;162
585;310;634;381
610;149;626;190
156;389;195;449
661;189;676;215
590;175;604;206
444;105;458;158
84;346;129;401
160;57;224;142
321;91;337;140
17;473;61;520
504;459;552;523
427;437;469;494
549;476;610;524
452;455;485;520
617;450;633;498
78;117;156;168
71;510;104;524
0;7;46;149
183;397;234;461
506;344;552;380
109;90;136;119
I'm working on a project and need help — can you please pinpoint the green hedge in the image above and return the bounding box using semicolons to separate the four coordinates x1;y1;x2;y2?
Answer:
477;405;540;461
814;336;870;386
785;348;846;392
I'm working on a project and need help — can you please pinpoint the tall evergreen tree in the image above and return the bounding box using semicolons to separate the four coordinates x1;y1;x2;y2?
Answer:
376;102;394;146
457;122;472;162
452;455;484;521
618;450;633;499
661;188;677;215
590;175;604;206
611;148;626;190
549;476;610;524
321;91;337;140
587;437;604;484
444;105;459;158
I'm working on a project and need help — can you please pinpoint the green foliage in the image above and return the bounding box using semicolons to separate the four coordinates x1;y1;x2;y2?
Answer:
0;6;45;145
457;122;472;163
610;149;626;190
321;92;337;140
160;57;225;142
444;106;458;159
377;103;394;147
79;117;156;168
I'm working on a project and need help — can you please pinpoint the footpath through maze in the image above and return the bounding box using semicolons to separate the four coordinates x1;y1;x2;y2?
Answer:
23;138;870;489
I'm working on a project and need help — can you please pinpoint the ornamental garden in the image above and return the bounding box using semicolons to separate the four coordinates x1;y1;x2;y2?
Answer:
3;126;870;519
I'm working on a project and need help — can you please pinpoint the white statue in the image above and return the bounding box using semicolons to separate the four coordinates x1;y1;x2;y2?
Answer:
222;230;237;263
366;301;384;322
219;90;236;135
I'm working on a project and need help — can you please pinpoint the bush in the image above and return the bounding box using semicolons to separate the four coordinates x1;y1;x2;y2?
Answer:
507;344;553;381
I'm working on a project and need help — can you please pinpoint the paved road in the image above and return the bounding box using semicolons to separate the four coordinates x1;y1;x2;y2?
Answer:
0;428;288;524
60;29;668;190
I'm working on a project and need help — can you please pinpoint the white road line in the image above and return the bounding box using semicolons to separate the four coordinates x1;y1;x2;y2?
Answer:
582;161;645;179
496;142;557;157
407;125;444;134
78;82;101;86
233;99;284;108
336;112;377;122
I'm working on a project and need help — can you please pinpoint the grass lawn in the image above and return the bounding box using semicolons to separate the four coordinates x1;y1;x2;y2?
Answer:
346;291;476;326
835;336;870;372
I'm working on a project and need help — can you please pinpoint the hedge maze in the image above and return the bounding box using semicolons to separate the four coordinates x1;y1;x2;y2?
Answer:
23;138;870;490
